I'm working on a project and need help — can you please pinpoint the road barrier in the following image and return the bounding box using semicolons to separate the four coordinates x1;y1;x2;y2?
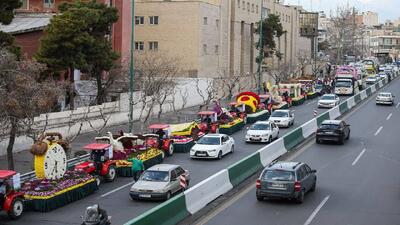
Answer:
124;73;398;225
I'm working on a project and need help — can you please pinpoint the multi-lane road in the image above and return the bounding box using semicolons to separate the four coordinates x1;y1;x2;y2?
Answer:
197;78;400;225
1;92;349;225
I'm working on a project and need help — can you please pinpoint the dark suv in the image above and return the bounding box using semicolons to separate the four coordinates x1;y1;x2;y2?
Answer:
316;120;350;144
256;161;317;203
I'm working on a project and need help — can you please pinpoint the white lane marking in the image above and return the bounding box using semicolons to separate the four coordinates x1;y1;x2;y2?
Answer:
396;103;400;108
304;195;330;225
374;126;383;136
307;100;317;105
352;148;366;166
100;181;135;198
386;113;393;120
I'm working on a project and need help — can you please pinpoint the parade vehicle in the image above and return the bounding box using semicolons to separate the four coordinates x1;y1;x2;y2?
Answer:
316;120;350;145
268;110;295;128
197;111;219;133
256;161;317;203
318;94;340;108
245;121;279;143
0;170;24;219
190;134;235;159
228;101;247;123
376;92;395;105
130;164;190;200
74;143;117;185
148;124;175;156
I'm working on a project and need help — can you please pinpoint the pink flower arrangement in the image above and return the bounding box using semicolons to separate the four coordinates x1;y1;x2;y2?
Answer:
22;170;94;197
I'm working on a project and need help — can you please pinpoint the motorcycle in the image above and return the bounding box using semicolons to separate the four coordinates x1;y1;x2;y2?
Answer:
81;204;111;225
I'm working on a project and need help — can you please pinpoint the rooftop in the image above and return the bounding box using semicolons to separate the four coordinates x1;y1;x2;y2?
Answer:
0;14;53;34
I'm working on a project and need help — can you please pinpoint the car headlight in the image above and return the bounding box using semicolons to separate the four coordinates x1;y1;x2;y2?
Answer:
262;133;269;137
208;149;217;153
190;149;195;153
152;189;165;193
130;187;139;192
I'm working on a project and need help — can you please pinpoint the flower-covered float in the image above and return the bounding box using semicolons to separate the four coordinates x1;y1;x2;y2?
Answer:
278;83;305;106
26;133;98;212
230;92;269;124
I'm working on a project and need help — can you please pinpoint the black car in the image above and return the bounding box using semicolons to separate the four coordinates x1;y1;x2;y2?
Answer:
316;120;350;144
256;161;317;203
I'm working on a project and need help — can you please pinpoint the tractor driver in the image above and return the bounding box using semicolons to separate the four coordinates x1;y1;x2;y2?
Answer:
91;150;106;171
0;180;8;207
155;129;166;148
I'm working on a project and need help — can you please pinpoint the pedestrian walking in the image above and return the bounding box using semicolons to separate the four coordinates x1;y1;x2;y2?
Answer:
129;156;144;181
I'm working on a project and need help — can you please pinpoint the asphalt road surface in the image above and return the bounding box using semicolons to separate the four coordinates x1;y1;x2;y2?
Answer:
200;79;400;225
1;93;349;225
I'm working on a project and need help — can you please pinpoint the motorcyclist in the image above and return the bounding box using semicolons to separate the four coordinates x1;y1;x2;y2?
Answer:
82;204;110;225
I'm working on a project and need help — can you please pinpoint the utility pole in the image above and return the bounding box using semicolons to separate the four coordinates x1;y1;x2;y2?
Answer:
257;0;264;94
128;0;135;133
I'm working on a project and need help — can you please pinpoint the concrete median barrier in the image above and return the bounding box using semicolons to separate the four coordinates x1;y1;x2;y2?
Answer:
184;169;233;214
339;101;349;114
360;90;368;100
283;128;304;151
227;152;262;187
347;96;356;109
316;111;330;126
354;93;361;103
329;105;341;120
301;118;318;139
258;138;287;167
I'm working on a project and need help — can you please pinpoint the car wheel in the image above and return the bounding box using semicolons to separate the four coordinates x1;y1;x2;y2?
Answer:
217;151;222;160
268;136;272;143
346;131;350;140
165;191;171;200
296;190;305;204
256;195;264;201
8;198;24;219
316;138;321;144
231;145;234;153
310;179;316;192
105;165;116;182
338;136;345;145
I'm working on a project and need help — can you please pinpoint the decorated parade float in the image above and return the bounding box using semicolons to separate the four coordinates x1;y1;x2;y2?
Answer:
168;122;205;153
229;92;269;124
265;85;290;110
0;170;25;219
25;133;98;212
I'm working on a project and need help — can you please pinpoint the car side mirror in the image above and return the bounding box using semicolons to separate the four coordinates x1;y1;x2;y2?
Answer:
311;169;317;173
346;124;350;127
171;177;177;181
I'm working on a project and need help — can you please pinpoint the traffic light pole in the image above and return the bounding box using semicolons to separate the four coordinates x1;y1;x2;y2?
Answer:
128;0;135;133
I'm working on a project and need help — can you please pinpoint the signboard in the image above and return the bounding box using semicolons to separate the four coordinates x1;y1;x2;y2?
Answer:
299;12;319;37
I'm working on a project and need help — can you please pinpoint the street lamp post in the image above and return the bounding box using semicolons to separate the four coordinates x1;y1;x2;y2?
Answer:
257;0;264;94
128;0;135;133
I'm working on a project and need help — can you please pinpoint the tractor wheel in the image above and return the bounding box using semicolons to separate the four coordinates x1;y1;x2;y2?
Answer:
105;165;116;182
166;143;174;157
8;197;24;219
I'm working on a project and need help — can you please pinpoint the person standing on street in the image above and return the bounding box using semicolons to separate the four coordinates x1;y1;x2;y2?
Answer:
129;156;144;181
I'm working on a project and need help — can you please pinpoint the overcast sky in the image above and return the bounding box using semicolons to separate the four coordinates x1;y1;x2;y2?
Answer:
284;0;399;22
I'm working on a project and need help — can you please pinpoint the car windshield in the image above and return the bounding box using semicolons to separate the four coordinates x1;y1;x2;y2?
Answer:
263;170;294;181
315;84;322;89
140;171;169;182
367;77;376;80
321;95;335;100
320;124;339;130
250;124;270;130
379;93;391;97
271;111;288;118
197;136;220;145
335;82;352;87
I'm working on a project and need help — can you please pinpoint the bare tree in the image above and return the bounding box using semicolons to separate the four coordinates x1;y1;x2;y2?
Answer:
267;62;295;84
0;49;60;169
195;78;219;110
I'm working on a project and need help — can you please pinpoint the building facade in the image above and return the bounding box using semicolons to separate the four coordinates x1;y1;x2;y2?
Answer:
135;0;261;78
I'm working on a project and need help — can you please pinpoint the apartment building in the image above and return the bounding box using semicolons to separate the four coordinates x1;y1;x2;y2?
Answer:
262;0;312;67
135;0;261;78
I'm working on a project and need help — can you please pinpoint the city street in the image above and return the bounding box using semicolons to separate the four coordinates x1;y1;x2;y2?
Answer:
198;77;400;225
1;94;345;224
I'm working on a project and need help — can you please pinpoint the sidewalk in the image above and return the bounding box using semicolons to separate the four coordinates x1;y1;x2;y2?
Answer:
0;103;216;173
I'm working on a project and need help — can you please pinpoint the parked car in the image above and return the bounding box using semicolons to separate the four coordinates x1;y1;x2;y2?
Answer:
256;161;317;203
190;134;234;159
376;92;395;105
130;164;190;200
316;120;350;144
318;94;340;108
245;121;279;143
268;110;295;128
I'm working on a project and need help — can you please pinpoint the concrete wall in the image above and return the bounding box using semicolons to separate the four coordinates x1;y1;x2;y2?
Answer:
0;78;211;156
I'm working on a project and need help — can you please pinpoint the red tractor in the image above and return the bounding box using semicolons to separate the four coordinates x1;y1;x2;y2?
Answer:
228;102;248;124
197;111;219;133
147;124;175;156
74;143;117;186
0;170;24;219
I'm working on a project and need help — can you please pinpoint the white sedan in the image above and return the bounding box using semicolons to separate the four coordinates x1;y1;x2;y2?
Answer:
318;94;340;108
376;92;395;105
268;110;295;128
190;134;234;159
366;76;377;84
245;121;279;143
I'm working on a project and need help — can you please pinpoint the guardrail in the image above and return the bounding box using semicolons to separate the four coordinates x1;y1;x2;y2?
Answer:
124;73;397;225
20;154;90;182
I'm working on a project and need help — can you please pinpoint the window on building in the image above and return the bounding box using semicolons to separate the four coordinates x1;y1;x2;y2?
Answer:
256;5;259;13
149;41;158;50
43;0;54;8
203;17;208;25
238;0;240;8
216;19;220;28
135;42;144;51
19;0;28;9
251;4;254;12
242;1;245;10
135;16;144;25
203;44;207;55
247;2;250;12
215;45;219;55
149;16;159;25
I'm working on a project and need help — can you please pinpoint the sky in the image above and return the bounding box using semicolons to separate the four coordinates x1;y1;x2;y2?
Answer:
284;0;399;22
